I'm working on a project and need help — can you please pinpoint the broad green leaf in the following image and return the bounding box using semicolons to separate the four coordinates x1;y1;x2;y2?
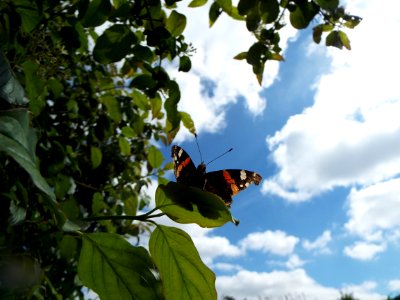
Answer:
166;10;187;37
100;94;121;122
15;0;40;32
313;25;323;44
148;145;164;169
338;30;351;50
156;182;234;227
209;2;222;27
0;52;27;105
343;15;362;29
315;0;338;11
59;235;78;260
237;0;257;15
260;0;279;24
47;77;64;98
326;30;343;49
164;80;181;132
22;60;46;115
188;0;208;7
121;126;135;138
289;6;308;29
151;93;163;119
80;0;111;27
0;110;56;202
78;233;161;300
180;111;196;135
131;74;157;93
149;225;217;300
90;146;102;169
178;56;191;72
118;137;131;156
216;0;232;15
246;9;260;31
93;24;137;63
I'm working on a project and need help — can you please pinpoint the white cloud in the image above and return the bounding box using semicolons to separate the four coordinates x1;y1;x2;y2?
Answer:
239;230;299;256
303;230;332;254
343;241;386;261
171;5;297;141
388;279;400;292
285;254;306;269
213;262;243;272
217;269;383;300
262;0;400;201
345;179;400;238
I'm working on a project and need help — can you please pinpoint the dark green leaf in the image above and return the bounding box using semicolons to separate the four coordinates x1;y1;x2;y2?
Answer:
148;145;164;169
260;0;279;24
178;56;191;72
15;0;40;32
156;182;234;227
9;201;26;225
164;80;181;132
326;30;342;49
237;0;258;15
59;235;78;260
209;2;222;27
100;94;122;123
131;74;157;92
80;0;111;27
289;3;319;29
166;10;187;37
343;15;362;29
188;0;208;7
22;60;46;115
246;9;260;31
149;225;217;300
0;52;27;105
78;233;161;300
313;24;323;44
90;146;102;169
93;24;137;63
315;0;339;11
151;93;163;119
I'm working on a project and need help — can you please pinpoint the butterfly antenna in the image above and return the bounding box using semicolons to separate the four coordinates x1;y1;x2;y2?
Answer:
206;148;233;166
195;134;204;163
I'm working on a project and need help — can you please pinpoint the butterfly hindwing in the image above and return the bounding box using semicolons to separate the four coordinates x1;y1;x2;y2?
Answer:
204;170;262;207
171;145;197;185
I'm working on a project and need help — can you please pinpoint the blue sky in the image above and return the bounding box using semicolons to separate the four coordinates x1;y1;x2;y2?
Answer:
149;0;400;299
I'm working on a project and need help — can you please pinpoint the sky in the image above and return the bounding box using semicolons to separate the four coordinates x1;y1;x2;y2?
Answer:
149;0;400;299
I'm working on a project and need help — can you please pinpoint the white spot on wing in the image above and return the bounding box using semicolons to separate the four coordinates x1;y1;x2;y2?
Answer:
240;170;247;180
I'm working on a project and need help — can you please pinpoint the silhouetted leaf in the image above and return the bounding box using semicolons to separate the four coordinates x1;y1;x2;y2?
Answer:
149;225;217;300
209;2;222;27
80;0;111;27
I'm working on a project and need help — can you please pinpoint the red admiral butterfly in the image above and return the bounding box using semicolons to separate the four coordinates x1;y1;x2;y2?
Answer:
171;145;262;208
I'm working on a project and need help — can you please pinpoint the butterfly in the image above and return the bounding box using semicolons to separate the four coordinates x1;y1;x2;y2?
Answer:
171;145;262;207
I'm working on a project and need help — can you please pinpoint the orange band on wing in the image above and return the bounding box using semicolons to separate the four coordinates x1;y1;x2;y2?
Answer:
223;170;239;195
178;157;192;172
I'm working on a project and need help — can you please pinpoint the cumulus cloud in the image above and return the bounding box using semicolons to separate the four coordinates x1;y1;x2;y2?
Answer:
343;241;386;261
239;230;299;256
262;0;400;201
388;279;400;292
303;230;332;254
171;5;297;141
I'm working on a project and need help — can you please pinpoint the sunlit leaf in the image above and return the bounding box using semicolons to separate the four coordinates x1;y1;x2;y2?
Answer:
90;146;102;169
118;137;131;156
315;0;338;11
166;10;186;37
156;182;234;228
180;111;196;135
216;0;232;15
148;145;164;169
149;225;217;300
188;0;208;7
338;30;351;50
78;233;161;300
100;94;122;123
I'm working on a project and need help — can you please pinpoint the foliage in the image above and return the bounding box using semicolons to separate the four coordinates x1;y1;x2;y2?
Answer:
0;0;360;299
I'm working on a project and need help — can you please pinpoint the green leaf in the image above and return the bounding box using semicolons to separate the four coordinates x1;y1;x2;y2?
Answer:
326;30;343;49
80;0;111;27
93;24;137;63
178;56;191;72
216;0;232;15
131;75;157;94
315;0;338;11
166;10;187;37
209;2;222;27
0;52;27;105
156;182;234;228
188;0;208;7
121;126;136;138
338;30;351;50
59;235;78;260
47;77;64;98
312;24;323;44
90;146;102;169
118;137;131;156
0;110;56;202
164;80;181;132
22;60;46;115
343;15;362;29
149;225;217;300
9;201;27;225
148;145;164;169
234;52;248;60
237;0;257;15
78;233;161;300
15;0;40;32
246;9;260;31
259;0;279;24
100;94;122;123
289;3;319;29
151;93;163;119
180;111;196;135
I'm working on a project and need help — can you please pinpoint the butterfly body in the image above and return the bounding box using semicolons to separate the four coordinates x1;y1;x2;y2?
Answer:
171;145;262;207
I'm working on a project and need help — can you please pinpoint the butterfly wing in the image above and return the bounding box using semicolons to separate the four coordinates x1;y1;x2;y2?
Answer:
204;170;262;207
171;145;199;186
